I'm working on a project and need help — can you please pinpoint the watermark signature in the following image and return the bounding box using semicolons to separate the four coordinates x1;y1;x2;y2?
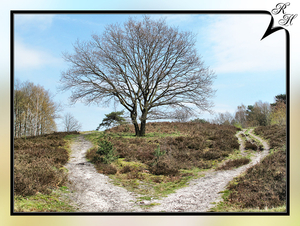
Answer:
271;2;297;26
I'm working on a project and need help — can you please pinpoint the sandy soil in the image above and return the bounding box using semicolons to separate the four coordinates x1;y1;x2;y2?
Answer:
65;129;269;212
65;135;143;212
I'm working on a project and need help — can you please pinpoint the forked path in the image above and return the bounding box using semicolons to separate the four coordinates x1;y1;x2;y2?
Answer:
149;129;270;212
65;135;143;212
65;130;269;212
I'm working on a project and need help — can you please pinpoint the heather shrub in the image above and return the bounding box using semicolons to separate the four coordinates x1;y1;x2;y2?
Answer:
227;145;286;209
14;131;78;197
14;157;64;196
103;122;240;175
95;162;118;175
120;165;133;174
202;149;223;160
86;147;100;163
216;158;250;171
244;140;257;150
254;125;286;149
150;155;179;176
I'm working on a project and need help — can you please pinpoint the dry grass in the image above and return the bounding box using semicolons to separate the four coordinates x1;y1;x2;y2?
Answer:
14;131;80;196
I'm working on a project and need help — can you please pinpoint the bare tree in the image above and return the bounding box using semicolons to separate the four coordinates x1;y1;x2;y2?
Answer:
211;111;234;125
234;104;247;128
62;113;82;132
172;108;194;122
60;16;216;136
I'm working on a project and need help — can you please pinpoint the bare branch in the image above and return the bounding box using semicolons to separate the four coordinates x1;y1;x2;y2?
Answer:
60;16;216;136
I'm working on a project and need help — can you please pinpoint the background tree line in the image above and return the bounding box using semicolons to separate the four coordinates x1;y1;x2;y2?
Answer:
14;80;82;137
210;94;286;128
14;80;59;138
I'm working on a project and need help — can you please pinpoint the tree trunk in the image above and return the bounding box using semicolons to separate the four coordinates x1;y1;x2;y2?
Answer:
139;119;146;136
130;110;140;136
130;108;147;137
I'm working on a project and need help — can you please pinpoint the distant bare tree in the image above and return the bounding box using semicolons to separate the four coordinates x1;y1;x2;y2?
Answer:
211;111;234;125
234;104;247;128
62;113;82;132
173;108;194;122
60;16;216;136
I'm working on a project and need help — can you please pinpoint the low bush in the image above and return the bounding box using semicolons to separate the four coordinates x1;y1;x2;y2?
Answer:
254;125;286;149
216;158;250;171
150;155;179;176
96;163;118;175
223;123;287;211
96;139;118;164
14;131;79;197
244;140;258;150
102;122;240;176
227;146;286;209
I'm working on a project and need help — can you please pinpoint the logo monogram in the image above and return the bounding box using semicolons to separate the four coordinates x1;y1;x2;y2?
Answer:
271;2;297;26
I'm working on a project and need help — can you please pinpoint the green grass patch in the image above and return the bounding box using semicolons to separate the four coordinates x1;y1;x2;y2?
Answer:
14;186;78;212
140;202;161;209
108;164;202;200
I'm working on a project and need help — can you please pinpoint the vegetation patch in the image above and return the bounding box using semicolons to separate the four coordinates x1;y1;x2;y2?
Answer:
216;157;250;171
14;131;80;197
14;186;78;212
14;132;80;212
211;125;286;211
244;140;259;151
254;125;286;150
85;122;239;199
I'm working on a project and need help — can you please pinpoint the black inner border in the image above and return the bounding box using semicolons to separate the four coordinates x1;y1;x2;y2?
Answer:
10;10;290;216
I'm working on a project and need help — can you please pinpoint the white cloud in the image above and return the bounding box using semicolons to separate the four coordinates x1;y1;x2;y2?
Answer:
203;15;286;74
14;41;63;70
14;14;55;31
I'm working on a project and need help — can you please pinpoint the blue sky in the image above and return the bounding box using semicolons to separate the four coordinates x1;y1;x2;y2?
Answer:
14;13;286;131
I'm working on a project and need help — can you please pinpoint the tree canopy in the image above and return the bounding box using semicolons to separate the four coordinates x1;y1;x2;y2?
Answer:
96;111;127;131
60;16;216;136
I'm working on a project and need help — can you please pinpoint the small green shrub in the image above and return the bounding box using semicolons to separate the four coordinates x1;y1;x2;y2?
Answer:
154;145;166;161
96;139;118;164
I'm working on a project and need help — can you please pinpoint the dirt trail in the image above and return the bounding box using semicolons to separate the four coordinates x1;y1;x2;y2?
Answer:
65;135;143;212
148;129;270;212
65;129;269;212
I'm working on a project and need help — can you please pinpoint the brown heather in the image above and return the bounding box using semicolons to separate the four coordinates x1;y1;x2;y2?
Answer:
254;125;286;150
225;125;286;209
14;131;79;196
227;146;286;209
91;122;240;177
216;158;250;171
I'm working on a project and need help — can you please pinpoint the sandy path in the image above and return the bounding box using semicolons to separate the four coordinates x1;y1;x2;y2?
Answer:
65;129;269;212
147;129;270;212
65;135;143;212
